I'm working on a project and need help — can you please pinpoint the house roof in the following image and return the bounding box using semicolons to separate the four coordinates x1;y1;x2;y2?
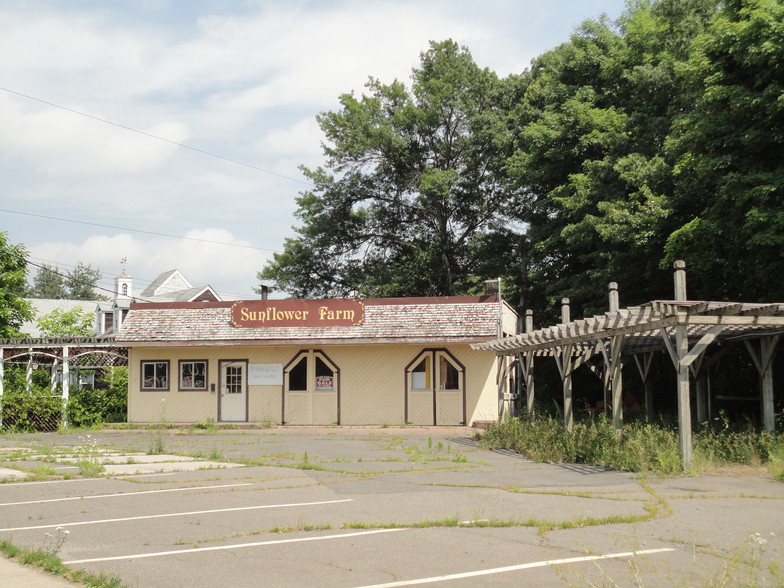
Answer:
20;299;100;337
116;296;511;347
139;269;192;298
142;285;221;303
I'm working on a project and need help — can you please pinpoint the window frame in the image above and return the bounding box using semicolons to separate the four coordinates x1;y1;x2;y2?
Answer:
141;360;170;391
178;359;209;391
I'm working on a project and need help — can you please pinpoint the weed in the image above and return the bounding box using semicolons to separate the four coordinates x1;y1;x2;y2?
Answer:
477;414;783;476
148;433;166;455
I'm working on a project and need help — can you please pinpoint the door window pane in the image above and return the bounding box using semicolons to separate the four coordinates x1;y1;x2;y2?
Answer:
411;356;431;390
315;357;334;390
440;356;460;390
289;357;308;391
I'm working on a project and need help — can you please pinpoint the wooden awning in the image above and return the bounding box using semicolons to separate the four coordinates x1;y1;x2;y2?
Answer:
471;300;784;356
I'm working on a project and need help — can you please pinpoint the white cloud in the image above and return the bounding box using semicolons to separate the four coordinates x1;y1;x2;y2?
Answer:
29;229;269;300
0;94;190;176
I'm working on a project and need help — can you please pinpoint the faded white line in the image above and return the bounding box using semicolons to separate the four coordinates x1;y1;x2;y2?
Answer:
0;498;353;532
0;483;253;507
64;528;406;564
0;473;176;486
353;548;677;587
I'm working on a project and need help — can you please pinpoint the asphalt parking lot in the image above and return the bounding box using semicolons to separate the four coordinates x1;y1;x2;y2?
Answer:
0;426;782;587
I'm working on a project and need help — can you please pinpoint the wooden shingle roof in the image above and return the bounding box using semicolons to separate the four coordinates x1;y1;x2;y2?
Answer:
116;296;509;347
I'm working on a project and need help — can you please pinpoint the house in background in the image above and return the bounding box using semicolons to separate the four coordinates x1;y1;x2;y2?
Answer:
95;269;222;336
19;298;101;338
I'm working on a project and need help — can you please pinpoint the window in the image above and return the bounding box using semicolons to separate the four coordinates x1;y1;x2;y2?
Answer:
439;356;460;390
142;361;169;390
411;356;431;390
179;360;207;390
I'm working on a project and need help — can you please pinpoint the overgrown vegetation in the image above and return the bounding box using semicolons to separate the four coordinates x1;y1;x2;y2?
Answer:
1;365;127;432
477;413;784;477
0;538;125;587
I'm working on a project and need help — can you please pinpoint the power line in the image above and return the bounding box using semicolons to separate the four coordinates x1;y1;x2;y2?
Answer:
23;254;259;301
0;209;280;253
0;86;313;187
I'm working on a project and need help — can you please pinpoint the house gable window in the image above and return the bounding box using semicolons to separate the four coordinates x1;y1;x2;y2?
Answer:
141;360;169;391
179;360;208;391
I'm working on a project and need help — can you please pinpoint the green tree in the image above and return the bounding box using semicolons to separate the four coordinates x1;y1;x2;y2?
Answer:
29;263;67;298
0;232;33;338
259;40;518;298
507;0;718;319
66;261;104;300
29;261;105;300
664;0;784;301
35;307;95;338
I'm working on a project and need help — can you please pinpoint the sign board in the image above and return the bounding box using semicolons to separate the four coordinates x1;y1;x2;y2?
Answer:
248;363;283;385
231;299;365;328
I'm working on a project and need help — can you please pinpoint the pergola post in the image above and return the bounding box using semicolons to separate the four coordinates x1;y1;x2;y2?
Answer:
633;352;655;418
61;346;69;429
675;323;693;470
0;347;4;429
610;335;624;431
673;260;693;471
607;283;623;431
695;371;708;424
26;348;33;393
560;299;573;431
524;310;535;417
745;335;779;433
760;336;778;432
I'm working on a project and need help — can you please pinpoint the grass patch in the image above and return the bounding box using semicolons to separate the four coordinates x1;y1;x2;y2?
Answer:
1;539;126;587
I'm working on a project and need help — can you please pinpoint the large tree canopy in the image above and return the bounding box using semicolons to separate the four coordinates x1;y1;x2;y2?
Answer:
663;0;784;301
260;0;782;320
259;40;519;298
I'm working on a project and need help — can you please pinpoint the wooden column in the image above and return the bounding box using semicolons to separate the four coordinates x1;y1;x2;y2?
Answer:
610;334;624;431
62;346;70;429
633;352;655;418
675;322;693;470
26;348;33;393
0;347;4;429
560;299;573;431
524;310;535;417
745;335;779;432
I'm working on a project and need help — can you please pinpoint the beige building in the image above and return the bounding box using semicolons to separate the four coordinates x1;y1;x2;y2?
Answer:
116;296;518;426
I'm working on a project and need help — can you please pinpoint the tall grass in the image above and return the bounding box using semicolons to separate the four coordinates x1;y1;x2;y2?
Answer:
477;413;783;476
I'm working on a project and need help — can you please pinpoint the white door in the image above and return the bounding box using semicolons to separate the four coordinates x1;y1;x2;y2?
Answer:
284;351;338;425
220;361;247;422
407;350;464;425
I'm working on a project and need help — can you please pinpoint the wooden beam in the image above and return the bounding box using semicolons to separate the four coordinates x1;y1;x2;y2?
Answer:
681;325;726;368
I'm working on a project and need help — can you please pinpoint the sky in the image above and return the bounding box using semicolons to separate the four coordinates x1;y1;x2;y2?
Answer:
1;0;628;300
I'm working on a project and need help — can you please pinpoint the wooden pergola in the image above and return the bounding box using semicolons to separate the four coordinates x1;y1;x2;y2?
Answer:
0;337;128;428
472;262;782;470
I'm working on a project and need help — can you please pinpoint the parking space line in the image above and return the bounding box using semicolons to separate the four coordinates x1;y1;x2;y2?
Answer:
0;498;353;532
0;473;176;486
63;529;406;564
352;548;677;587
0;483;253;507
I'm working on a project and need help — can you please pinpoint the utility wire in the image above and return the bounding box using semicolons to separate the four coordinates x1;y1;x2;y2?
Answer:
24;254;258;300
0;86;313;186
0;209;280;253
